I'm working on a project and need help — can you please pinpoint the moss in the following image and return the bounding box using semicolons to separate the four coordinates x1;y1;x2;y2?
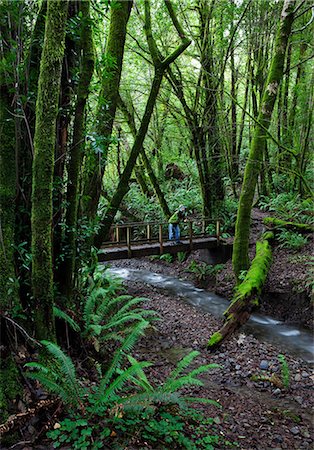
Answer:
61;0;95;299
207;331;223;348
232;0;295;279
31;0;68;340
0;7;19;311
263;217;313;232
83;0;132;220
0;355;21;422
227;236;272;316
261;231;275;241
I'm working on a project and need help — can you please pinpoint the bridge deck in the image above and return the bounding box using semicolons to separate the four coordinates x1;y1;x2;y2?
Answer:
98;236;218;262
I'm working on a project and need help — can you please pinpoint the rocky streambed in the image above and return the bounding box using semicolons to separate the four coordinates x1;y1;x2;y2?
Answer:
108;257;314;450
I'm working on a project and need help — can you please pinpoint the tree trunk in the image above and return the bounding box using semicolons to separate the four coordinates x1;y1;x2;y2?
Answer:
59;0;95;300
83;0;133;221
53;2;79;277
94;0;190;244
95;68;164;245
31;0;68;340
0;10;19;311
208;232;274;348
232;0;296;280
118;94;171;218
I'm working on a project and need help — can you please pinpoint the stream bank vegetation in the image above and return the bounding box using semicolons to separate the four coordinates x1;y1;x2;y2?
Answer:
0;0;313;447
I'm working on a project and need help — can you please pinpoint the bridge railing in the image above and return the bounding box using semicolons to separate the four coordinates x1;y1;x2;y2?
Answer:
102;218;221;253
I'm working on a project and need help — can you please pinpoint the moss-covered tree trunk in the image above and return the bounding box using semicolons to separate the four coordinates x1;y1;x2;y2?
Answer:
31;0;68;340
16;0;47;306
208;232;274;348
232;0;296;280
118;94;171;218
94;0;191;244
53;2;79;279
58;0;95;300
83;0;133;221
0;5;19;312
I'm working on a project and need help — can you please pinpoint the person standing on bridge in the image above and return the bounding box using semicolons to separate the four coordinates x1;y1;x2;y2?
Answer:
168;205;187;244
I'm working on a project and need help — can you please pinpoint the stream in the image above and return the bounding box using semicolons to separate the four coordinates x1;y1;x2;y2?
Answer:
109;267;314;364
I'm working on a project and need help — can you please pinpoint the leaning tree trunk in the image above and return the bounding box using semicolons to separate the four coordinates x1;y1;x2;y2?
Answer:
83;0;133;222
94;0;190;245
31;0;68;340
232;0;296;280
59;0;95;300
208;231;274;348
117;94;171;218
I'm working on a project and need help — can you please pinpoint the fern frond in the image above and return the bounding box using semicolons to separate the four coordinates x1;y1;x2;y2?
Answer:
98;321;149;395
127;355;154;393
41;341;82;402
163;376;204;393
167;351;200;381
26;373;67;397
100;361;152;404
53;306;81;332
187;363;221;378
24;362;55;377
114;297;146;316
101;313;146;330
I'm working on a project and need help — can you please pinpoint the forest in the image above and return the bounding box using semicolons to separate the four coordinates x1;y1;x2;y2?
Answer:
0;0;313;448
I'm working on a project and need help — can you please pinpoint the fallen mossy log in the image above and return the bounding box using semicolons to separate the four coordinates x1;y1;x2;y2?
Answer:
263;217;314;233
208;232;274;349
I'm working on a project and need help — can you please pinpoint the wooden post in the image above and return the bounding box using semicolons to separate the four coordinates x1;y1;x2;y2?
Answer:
189;221;193;250
126;226;131;257
115;225;120;244
216;220;220;241
202;219;206;235
147;224;151;241
159;224;163;254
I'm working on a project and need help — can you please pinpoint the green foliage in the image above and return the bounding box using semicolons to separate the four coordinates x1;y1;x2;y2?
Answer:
53;306;81;333
278;354;290;389
186;260;224;281
177;251;187;263
25;341;83;408
46;350;221;449
259;194;314;225
82;269;157;349
160;253;173;263
277;230;308;250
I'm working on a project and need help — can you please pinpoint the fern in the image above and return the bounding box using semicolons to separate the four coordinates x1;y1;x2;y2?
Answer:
53;306;81;332
25;341;83;407
97;321;149;402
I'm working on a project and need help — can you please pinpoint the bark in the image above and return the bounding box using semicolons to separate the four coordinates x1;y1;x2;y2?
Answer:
31;0;68;340
232;0;296;280
94;0;190;245
208;232;274;348
83;0;133;220
59;0;95;299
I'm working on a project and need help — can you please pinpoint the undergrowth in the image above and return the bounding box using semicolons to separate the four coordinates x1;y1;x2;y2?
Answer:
24;263;226;449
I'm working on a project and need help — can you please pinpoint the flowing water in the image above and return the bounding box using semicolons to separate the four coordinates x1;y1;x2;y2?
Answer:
109;267;314;364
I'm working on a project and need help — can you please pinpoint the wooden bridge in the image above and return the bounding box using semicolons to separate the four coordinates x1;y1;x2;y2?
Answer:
98;218;222;262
